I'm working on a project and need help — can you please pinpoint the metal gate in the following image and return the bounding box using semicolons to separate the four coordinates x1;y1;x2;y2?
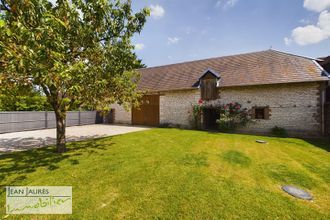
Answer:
0;111;97;134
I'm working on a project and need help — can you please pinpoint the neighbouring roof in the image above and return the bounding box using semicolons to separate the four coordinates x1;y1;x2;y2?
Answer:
138;49;329;92
317;56;330;73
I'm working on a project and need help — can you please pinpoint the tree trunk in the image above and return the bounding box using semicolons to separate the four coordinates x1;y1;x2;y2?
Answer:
55;110;67;153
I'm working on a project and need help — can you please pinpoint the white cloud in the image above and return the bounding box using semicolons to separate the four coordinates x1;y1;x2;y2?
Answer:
48;0;83;19
134;43;145;50
284;37;292;45
292;25;326;45
48;0;57;6
299;18;311;24
318;10;330;34
286;10;330;46
150;5;165;19
215;0;238;10
167;37;180;45
303;0;330;12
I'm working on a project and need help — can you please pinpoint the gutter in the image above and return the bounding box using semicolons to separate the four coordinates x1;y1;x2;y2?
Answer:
142;79;330;94
142;87;198;95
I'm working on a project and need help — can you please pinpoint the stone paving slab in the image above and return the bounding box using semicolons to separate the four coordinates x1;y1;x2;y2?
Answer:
0;124;150;152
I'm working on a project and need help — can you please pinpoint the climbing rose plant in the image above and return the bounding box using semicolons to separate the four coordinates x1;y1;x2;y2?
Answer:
190;100;249;131
216;102;250;132
190;98;204;129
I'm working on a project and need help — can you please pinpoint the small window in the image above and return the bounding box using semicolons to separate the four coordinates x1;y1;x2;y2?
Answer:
251;106;270;120
255;108;265;119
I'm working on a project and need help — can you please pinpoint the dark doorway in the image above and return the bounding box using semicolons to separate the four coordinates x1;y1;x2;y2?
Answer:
203;108;220;130
325;104;330;136
96;110;114;124
325;86;330;136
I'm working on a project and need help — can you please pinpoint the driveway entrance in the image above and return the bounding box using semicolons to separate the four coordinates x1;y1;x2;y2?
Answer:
0;124;150;152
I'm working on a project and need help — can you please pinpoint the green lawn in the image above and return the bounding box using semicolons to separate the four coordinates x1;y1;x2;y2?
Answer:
0;129;329;219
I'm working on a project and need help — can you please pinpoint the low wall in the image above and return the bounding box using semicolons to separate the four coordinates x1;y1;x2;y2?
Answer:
0;111;97;134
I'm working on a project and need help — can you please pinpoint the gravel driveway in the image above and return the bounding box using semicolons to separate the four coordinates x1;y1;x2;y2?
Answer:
0;124;150;152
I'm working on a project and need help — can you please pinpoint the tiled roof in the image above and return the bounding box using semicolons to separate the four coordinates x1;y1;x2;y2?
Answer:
138;49;329;92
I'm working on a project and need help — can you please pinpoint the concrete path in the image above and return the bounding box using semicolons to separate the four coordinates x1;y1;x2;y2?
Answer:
0;124;150;152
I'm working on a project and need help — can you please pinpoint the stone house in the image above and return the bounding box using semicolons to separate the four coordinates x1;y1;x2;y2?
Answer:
112;50;330;137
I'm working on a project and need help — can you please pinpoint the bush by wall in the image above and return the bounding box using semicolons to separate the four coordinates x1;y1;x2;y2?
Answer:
216;102;250;132
271;126;288;137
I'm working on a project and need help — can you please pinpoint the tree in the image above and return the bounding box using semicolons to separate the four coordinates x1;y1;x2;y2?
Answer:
0;86;52;111
0;0;149;152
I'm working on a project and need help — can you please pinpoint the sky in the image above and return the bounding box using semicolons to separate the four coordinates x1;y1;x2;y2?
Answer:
131;0;330;67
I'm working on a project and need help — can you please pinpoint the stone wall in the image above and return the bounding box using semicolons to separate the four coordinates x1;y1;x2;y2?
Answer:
159;82;323;136
110;104;131;124
110;82;324;136
159;90;200;127
212;82;322;136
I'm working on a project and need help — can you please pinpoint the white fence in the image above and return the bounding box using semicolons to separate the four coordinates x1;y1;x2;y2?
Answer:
0;111;97;134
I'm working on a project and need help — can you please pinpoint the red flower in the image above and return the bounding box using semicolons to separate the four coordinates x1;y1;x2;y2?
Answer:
198;99;204;104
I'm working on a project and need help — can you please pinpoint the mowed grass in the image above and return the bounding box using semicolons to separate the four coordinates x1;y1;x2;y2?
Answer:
0;128;329;219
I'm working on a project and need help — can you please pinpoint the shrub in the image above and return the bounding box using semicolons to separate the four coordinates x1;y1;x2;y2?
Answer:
159;123;171;128
271;126;288;137
159;123;182;128
216;102;250;132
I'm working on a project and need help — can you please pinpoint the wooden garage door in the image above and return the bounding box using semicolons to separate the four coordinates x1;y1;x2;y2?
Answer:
132;95;159;126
